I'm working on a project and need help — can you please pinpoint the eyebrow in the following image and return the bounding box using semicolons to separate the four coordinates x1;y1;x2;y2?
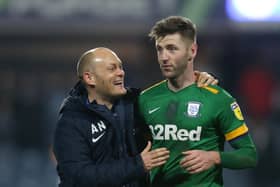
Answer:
156;43;177;48
107;62;123;68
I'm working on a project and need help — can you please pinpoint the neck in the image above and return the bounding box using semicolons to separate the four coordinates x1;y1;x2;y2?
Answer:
167;63;195;92
87;90;114;110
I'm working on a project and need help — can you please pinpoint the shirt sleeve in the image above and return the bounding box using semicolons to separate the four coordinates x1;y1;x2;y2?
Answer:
217;96;248;141
220;134;257;169
216;93;257;169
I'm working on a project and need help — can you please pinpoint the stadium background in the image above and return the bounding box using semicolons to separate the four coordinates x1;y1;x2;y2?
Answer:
0;0;279;186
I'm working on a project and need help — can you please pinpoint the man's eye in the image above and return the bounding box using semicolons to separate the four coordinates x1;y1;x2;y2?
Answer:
156;47;162;52
107;67;115;71
168;46;177;51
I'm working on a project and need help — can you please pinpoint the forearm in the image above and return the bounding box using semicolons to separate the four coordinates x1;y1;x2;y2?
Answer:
54;118;146;187
57;153;146;187
220;147;257;169
74;155;146;186
220;135;257;169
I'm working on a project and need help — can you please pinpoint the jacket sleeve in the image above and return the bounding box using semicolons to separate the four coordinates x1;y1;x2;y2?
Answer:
133;96;153;152
53;116;147;187
220;133;257;169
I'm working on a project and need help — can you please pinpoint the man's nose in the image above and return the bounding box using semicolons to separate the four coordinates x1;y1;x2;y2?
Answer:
159;50;168;62
117;68;125;76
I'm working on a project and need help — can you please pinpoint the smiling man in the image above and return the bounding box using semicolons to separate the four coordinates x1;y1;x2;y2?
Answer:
53;47;170;187
53;46;219;187
76;48;127;107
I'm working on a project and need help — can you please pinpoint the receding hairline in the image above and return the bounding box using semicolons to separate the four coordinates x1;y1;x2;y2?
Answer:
76;47;120;79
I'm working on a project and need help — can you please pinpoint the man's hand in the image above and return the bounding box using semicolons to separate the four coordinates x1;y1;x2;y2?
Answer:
141;141;170;171
180;150;221;174
194;71;218;87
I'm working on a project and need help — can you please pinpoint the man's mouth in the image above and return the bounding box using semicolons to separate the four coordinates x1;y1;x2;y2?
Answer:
113;81;124;87
161;65;172;70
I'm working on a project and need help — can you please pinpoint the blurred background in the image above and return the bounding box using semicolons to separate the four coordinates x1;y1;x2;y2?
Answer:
0;0;280;186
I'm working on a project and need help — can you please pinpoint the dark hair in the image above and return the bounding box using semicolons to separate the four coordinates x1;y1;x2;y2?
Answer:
149;16;197;42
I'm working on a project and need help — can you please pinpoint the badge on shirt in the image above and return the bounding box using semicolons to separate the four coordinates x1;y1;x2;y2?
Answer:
230;102;244;121
91;120;107;143
186;102;201;117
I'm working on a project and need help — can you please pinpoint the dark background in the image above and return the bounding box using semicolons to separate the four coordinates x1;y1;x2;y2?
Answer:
0;0;280;186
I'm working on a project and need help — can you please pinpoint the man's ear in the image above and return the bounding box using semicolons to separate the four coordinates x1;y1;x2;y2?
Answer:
190;43;198;60
83;72;96;86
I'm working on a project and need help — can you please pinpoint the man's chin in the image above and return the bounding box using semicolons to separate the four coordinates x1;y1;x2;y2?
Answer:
162;72;175;79
113;88;127;97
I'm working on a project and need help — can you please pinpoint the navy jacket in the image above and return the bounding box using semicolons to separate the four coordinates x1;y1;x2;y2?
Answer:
53;81;148;187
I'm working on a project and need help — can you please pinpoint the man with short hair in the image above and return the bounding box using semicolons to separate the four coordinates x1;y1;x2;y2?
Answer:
138;16;257;187
53;47;217;187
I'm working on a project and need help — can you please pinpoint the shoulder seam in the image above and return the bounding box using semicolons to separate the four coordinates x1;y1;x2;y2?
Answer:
141;80;166;94
202;86;219;94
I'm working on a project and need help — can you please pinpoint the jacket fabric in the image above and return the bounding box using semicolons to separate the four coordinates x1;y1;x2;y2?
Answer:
53;81;148;187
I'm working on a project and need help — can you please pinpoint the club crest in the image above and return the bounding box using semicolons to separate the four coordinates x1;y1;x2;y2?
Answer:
230;102;244;121
186;102;201;117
